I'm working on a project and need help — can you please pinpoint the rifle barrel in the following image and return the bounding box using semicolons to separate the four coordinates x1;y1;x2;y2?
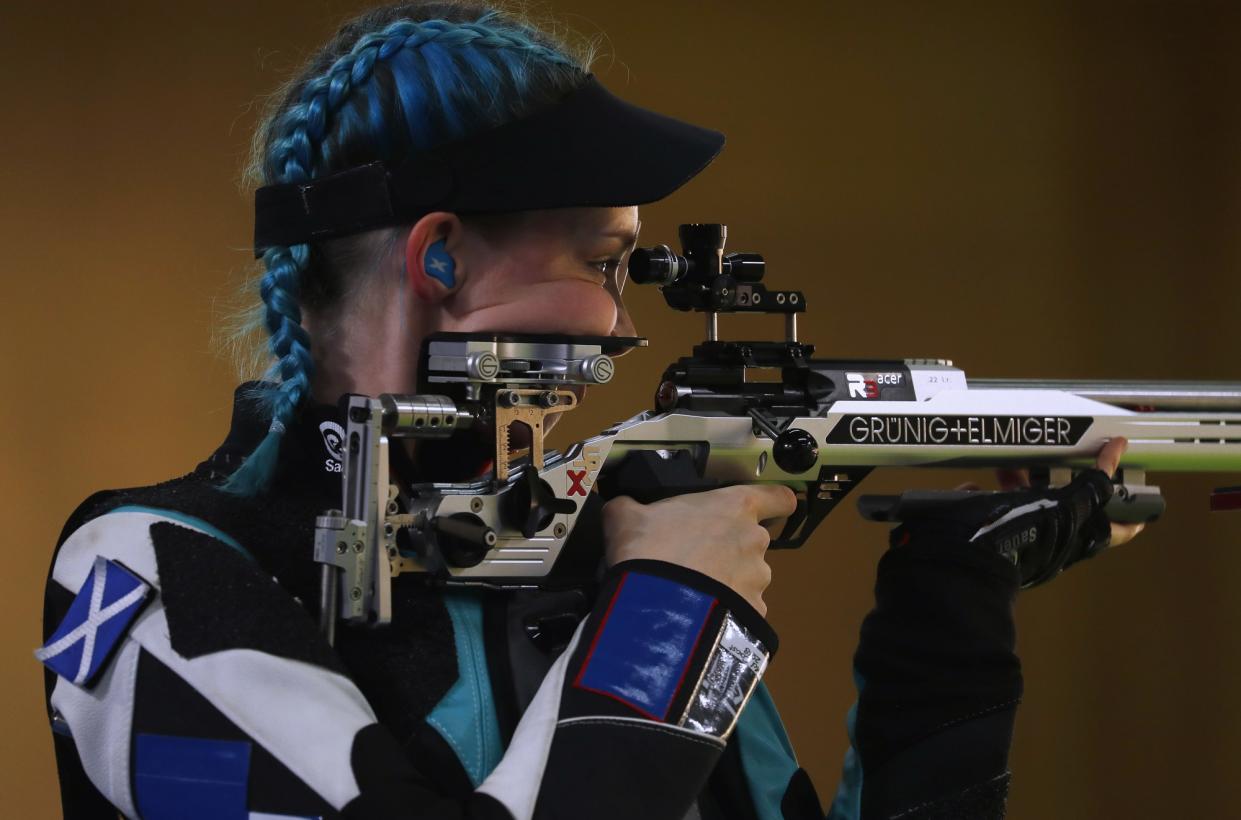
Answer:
971;380;1241;411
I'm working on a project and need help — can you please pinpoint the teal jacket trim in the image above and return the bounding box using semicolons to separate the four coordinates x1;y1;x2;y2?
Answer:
735;682;800;820
826;670;865;820
825;700;862;820
426;593;504;787
109;505;252;559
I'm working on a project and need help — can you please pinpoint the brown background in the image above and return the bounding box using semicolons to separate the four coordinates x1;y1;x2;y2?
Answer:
4;1;1241;816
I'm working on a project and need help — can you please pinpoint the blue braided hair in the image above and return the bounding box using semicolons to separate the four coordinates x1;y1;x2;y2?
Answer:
222;2;590;495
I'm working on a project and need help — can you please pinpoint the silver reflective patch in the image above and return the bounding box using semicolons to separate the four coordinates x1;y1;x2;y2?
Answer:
678;613;769;739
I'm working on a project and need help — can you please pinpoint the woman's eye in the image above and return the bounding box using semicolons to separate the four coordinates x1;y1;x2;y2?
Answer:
589;259;622;279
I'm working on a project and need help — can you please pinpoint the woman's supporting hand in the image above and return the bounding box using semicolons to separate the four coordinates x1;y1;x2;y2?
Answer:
981;436;1145;547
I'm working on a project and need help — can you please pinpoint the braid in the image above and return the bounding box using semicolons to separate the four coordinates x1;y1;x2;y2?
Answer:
223;13;584;495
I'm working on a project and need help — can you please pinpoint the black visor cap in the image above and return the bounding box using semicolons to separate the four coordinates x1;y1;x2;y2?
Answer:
253;76;725;254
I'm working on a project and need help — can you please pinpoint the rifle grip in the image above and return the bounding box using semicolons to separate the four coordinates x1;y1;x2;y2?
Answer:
595;449;722;504
594;449;817;549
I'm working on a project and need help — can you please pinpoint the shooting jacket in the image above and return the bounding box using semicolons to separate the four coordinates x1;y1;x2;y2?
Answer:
41;385;1021;820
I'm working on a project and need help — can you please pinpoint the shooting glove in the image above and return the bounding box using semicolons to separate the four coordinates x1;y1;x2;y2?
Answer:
892;469;1115;588
846;470;1114;818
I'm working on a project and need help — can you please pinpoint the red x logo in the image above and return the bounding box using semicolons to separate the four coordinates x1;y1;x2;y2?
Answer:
567;470;589;496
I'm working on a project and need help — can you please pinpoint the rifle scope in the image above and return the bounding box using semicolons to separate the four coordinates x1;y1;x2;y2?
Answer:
629;223;765;287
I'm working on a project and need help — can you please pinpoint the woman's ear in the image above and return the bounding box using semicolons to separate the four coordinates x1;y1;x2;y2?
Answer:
404;212;465;303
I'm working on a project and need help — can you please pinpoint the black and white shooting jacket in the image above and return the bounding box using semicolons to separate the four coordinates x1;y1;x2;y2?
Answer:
41;385;1022;820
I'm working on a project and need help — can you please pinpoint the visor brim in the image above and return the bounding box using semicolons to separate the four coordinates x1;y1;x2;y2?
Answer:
253;76;724;254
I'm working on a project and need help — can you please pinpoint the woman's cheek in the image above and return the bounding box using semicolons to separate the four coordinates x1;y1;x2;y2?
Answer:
457;281;618;336
543;282;618;334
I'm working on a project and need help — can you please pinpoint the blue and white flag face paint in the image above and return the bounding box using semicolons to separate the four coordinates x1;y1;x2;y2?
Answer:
37;556;151;687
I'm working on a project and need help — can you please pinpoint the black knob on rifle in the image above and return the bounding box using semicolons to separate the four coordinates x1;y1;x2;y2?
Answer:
433;513;497;568
773;428;819;474
504;469;578;538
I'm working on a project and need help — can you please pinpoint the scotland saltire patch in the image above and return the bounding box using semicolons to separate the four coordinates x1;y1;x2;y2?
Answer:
36;556;151;687
575;571;715;720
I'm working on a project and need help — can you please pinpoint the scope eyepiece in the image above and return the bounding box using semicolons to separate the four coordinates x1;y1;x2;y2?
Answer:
629;244;689;286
